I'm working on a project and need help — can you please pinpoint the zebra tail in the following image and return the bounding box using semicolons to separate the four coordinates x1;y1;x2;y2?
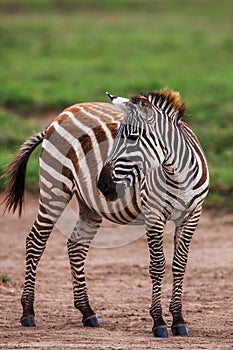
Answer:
2;129;47;216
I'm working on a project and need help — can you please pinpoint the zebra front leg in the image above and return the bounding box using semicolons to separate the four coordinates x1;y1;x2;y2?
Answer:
146;219;169;338
67;203;102;327
169;208;202;336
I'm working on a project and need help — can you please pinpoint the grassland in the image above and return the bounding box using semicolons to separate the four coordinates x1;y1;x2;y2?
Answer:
0;0;232;211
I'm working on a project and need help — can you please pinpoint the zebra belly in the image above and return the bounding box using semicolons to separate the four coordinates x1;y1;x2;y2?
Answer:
100;204;145;226
80;181;145;225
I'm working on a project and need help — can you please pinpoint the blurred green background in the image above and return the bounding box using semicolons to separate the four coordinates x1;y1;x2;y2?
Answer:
0;0;232;211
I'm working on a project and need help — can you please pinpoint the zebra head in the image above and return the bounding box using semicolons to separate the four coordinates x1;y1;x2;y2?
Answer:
98;95;167;201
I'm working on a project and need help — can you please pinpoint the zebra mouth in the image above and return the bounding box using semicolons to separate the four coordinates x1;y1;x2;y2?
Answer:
105;191;118;202
100;182;126;202
115;182;126;199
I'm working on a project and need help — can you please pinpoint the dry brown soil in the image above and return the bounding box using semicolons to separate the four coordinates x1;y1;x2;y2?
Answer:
0;194;233;349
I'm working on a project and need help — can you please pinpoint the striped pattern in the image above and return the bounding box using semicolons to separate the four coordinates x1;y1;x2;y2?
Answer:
98;90;209;335
3;88;209;337
2;100;144;328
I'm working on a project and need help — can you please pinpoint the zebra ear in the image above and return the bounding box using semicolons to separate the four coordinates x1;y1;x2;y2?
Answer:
136;97;154;121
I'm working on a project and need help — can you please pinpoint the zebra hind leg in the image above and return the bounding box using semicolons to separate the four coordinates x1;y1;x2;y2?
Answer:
169;207;202;336
67;201;102;327
21;190;72;327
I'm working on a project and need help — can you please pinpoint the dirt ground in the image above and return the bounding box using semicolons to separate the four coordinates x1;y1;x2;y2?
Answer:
0;194;232;350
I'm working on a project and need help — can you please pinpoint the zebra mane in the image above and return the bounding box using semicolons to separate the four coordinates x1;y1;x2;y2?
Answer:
130;87;187;124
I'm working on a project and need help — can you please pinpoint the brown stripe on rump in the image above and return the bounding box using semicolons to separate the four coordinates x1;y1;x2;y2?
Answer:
92;123;119;159
84;103;124;123
56;104;121;147
41;126;77;167
66;146;79;175
43;124;56;141
63;104;82;115
67;103;124;127
56;109;97;142
92;125;108;144
40;148;74;190
54;111;71;124
107;123;119;139
78;133;93;155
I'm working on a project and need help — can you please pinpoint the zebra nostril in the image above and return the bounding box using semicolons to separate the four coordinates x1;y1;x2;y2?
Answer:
98;177;111;196
102;183;109;193
97;162;114;196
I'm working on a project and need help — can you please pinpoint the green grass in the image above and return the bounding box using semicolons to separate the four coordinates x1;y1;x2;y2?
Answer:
0;274;11;283
0;0;232;211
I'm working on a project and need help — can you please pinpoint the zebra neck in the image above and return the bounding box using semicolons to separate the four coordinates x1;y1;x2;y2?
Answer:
162;131;195;183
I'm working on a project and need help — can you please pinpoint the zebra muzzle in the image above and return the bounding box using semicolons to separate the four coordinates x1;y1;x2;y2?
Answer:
98;163;125;201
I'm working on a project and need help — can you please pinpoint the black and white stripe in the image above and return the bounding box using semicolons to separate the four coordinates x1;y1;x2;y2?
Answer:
3;88;209;337
98;89;209;337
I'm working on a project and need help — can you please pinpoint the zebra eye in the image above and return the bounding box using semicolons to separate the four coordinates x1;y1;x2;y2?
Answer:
127;134;138;141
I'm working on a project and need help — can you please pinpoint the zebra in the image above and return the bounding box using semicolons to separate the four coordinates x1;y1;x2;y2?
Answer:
2;88;209;338
2;99;140;328
98;89;209;337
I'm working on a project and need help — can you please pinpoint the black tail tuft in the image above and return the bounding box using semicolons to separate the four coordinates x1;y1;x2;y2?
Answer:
2;129;46;216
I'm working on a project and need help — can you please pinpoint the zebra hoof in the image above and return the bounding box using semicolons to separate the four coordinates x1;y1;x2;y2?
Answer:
152;325;169;338
171;324;188;336
83;315;100;327
20;316;36;327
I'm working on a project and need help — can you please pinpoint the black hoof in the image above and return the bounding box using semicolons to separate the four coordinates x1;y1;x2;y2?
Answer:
83;315;100;327
20;316;36;327
152;325;169;338
171;324;188;336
